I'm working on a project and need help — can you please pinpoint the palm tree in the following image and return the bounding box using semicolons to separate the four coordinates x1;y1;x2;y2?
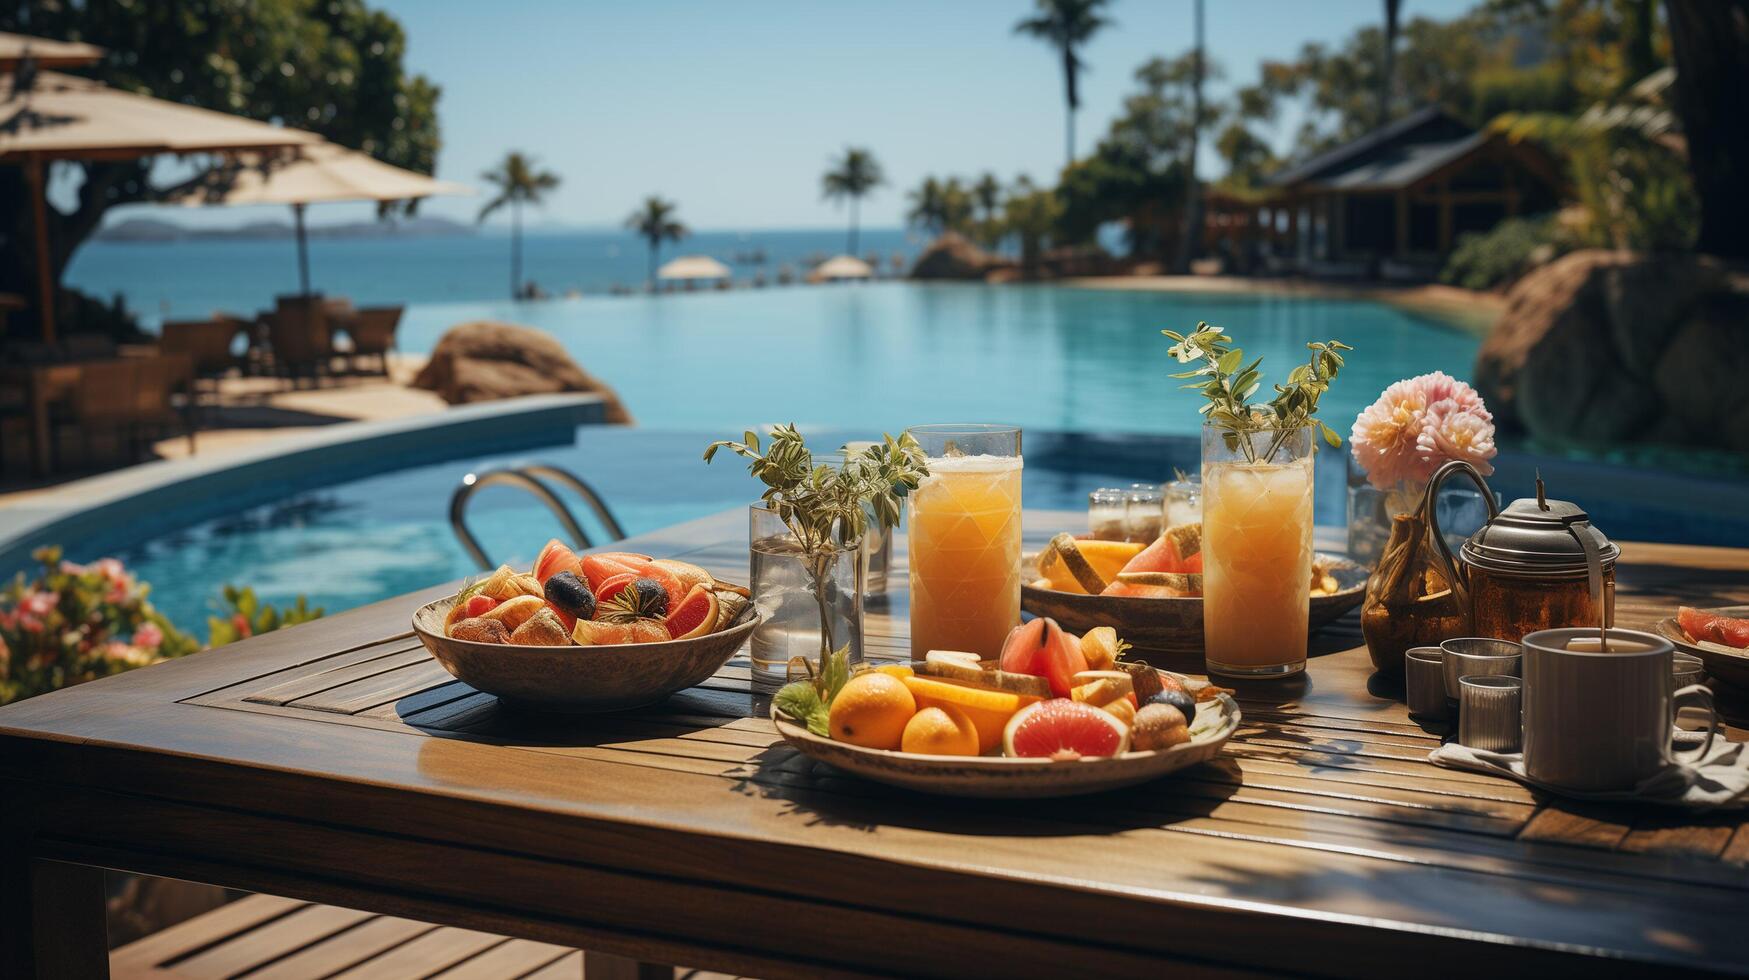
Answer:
821;147;886;256
1013;0;1115;168
477;152;560;300
1177;0;1207;273
972;173;1004;225
625;196;688;290
1377;0;1403;129
906;177;948;236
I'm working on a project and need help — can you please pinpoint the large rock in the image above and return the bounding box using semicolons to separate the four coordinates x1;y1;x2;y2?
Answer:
412;320;633;423
908;232;1014;280
1474;250;1749;452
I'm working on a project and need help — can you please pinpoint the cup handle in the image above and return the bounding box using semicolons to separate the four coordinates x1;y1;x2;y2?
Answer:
1672;683;1718;762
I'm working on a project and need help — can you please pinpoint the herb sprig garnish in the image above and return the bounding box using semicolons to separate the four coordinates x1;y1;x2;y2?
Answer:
1164;321;1353;463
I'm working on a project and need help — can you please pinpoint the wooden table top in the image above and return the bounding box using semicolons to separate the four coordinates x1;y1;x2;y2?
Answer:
3;508;1748;978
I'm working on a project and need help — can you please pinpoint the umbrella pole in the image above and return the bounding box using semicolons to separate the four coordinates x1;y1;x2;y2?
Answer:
26;154;55;344
294;202;311;296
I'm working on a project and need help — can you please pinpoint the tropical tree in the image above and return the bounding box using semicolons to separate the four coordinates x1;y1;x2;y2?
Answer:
0;0;440;339
1001;182;1065;276
972;172;1005;246
477;152;560;300
625;196;689;290
1378;0;1403;128
1665;0;1749;258
820;147;886;256
1013;0;1116;168
1177;0;1208;272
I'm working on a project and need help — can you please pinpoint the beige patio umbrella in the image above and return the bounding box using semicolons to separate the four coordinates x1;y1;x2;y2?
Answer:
0;31;103;70
657;255;731;282
811;254;873;282
175;142;471;296
0;69;320;341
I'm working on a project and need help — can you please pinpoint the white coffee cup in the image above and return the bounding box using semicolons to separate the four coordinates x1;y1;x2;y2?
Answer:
1521;627;1717;792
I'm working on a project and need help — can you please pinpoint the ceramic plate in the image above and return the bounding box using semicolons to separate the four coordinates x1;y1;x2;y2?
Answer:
1021;552;1368;653
1653;605;1749;690
411;587;758;712
772;692;1240;798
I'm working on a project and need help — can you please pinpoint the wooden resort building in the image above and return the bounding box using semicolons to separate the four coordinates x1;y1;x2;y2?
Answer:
1207;107;1563;279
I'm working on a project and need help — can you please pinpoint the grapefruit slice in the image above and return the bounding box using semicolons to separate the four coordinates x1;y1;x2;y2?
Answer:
592;571;640;608
1679;606;1749;648
664;584;720;639
900;674;1041;755
580;554;643;593
1002;698;1131;759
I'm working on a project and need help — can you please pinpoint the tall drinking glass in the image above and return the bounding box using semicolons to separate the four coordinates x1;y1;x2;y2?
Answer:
1201;423;1315;677
905;424;1023;660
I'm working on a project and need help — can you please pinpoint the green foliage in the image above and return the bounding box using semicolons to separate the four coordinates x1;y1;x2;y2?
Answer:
774;680;828;735
205;586;325;648
821;148;886;204
0;548;197;704
477;152;561;222
0;0;442;309
1164;323;1353;460
906;176;976;237
1002;182;1066;270
1440;214;1565;290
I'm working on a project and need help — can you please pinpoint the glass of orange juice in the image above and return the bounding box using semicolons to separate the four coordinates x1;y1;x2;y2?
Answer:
1201;422;1315;677
905;424;1023;660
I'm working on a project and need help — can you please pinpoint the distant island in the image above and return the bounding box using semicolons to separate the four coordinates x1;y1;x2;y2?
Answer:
95;214;475;243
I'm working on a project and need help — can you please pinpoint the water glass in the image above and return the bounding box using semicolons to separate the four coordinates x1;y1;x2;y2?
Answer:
1405;646;1447;721
1458;675;1522;752
1123;483;1165;543
1164;476;1201;528
748;504;864;691
1088;488;1127;541
906;424;1023;660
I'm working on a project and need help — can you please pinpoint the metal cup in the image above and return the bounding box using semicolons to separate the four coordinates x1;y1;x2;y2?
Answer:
1441;638;1522;713
1405;646;1447;721
1459;675;1522;752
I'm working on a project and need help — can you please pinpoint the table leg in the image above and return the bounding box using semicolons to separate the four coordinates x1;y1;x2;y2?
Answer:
582;950;673;980
0;855;109;978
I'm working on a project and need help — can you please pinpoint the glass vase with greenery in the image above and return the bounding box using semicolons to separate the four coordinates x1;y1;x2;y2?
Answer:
705;426;928;706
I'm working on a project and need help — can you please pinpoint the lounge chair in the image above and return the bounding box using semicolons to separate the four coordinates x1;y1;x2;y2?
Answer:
48;355;195;467
344;305;403;376
263;297;333;386
159;317;244;394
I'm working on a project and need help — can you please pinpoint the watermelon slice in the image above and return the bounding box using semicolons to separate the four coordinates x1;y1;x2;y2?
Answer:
998;618;1089;698
1122;523;1203;576
534;539;583;585
1679;606;1749;649
1002;698;1131;759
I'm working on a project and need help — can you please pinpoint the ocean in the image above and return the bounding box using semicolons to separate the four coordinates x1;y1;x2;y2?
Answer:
66;226;926;323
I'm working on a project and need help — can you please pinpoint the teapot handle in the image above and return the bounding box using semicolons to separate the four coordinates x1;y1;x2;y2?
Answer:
1423;460;1500;605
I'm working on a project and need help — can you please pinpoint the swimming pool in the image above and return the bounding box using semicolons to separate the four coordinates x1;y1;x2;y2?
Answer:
392;283;1482;434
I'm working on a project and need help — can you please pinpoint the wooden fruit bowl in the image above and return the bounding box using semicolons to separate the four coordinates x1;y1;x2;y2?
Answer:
1653;605;1749;690
1021;553;1369;654
773;692;1240;798
411;588;758;712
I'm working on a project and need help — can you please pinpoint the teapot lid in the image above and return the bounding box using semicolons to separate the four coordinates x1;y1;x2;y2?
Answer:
1461;476;1618;575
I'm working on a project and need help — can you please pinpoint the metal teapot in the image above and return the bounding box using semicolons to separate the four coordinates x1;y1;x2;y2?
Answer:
1425;460;1618;642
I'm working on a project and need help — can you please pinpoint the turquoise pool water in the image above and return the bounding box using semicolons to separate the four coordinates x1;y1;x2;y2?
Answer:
393;284;1482;435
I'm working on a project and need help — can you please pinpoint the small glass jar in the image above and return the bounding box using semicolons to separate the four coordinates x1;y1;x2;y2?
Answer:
1087;488;1127;541
1164;476;1201;528
1123;483;1165;543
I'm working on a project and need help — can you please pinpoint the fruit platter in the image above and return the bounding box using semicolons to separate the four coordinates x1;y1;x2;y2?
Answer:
771;617;1241;798
1021;523;1369;653
1656;605;1749;690
411;539;759;711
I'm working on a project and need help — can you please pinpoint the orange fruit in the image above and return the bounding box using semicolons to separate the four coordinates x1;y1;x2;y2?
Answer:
900;674;1042;755
827;673;916;749
901;705;980;756
872;663;915;679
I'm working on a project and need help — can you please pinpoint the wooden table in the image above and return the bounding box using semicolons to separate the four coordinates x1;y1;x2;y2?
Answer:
3;509;1747;978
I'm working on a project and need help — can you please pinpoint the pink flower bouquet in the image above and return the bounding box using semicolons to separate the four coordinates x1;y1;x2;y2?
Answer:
1350;371;1497;492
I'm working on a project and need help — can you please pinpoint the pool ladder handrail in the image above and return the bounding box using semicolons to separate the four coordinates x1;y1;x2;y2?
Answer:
449;464;627;570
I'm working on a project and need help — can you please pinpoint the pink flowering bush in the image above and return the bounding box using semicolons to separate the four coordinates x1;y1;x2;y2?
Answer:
0;548;198;704
0;549;324;705
1350;371;1497;492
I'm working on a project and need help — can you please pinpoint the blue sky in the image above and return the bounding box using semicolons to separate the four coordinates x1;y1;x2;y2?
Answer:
147;0;1478;231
